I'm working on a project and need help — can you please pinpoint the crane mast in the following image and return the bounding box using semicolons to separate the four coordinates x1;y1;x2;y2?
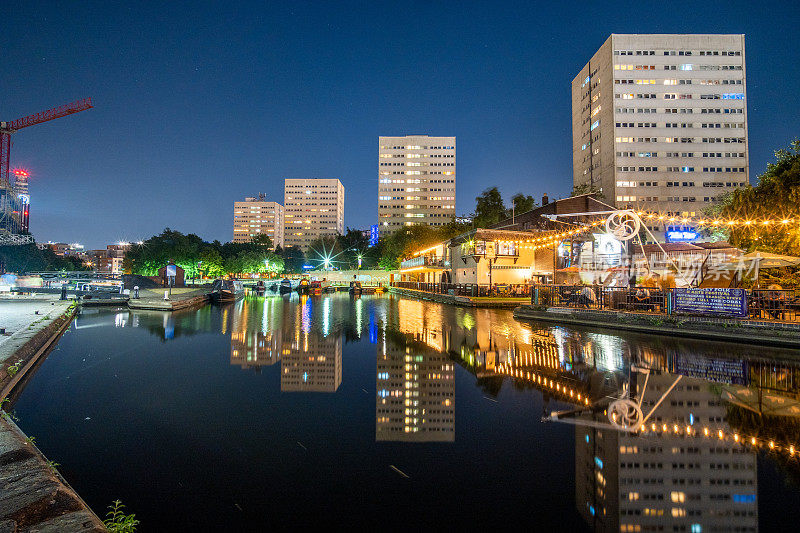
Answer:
0;98;92;243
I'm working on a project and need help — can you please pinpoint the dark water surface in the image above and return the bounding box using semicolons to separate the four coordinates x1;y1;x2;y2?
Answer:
11;293;800;532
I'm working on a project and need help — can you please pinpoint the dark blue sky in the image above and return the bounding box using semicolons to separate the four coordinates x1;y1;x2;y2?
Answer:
3;1;799;248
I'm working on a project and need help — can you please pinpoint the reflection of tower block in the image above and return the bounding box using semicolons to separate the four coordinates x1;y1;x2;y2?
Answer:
230;330;282;370
575;373;758;533
376;343;455;442
280;334;342;392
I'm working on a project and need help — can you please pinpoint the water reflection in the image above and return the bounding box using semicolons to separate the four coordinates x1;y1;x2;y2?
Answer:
376;333;455;442
63;293;800;530
575;372;758;533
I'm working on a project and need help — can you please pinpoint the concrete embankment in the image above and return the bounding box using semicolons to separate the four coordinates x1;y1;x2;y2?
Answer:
389;287;527;309
513;305;800;349
0;296;105;531
1;417;105;532
125;287;211;311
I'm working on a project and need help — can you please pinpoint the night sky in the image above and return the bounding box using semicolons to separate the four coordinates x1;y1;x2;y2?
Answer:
3;1;799;248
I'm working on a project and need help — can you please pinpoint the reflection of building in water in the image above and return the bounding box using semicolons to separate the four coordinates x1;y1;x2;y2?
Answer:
576;374;758;533
281;332;342;392
230;330;281;369
229;297;285;371
376;339;454;442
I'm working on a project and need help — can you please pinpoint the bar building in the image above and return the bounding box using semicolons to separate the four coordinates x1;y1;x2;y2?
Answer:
378;135;456;237
572;35;748;242
283;178;345;250
232;195;284;248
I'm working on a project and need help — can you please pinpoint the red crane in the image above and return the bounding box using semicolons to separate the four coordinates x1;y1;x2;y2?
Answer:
0;98;93;236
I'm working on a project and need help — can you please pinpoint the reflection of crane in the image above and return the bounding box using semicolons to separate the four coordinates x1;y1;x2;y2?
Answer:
0;98;93;243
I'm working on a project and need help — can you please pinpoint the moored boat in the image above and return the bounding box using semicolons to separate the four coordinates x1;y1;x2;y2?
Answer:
297;278;310;295
349;280;362;296
279;278;293;294
210;279;244;302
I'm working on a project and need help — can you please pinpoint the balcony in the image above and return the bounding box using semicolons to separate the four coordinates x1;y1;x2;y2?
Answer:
400;256;450;270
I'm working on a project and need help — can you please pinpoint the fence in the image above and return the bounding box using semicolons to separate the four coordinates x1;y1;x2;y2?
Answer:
392;281;532;298
529;284;800;322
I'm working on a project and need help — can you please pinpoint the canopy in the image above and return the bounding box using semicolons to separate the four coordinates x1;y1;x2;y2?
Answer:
716;251;800;271
743;251;800;269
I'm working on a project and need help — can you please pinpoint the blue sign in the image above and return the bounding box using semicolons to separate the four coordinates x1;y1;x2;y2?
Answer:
673;288;747;317
166;264;177;277
302;264;314;269
665;229;699;243
369;224;379;247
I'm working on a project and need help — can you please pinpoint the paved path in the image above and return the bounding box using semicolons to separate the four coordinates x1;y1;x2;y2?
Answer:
0;296;72;365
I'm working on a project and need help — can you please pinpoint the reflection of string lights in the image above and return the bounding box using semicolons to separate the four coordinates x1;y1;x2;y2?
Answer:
499;357;800;459
636;418;800;460
495;363;590;405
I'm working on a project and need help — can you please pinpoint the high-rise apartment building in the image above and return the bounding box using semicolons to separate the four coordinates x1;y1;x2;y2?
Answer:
232;195;284;248
378;135;456;236
283;178;345;250
572;35;748;241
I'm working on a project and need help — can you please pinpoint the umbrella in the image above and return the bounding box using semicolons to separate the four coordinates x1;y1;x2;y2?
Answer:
715;251;800;287
716;252;800;271
743;251;800;269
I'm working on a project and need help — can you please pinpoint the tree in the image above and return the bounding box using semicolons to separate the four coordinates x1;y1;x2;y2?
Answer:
571;182;605;199
279;246;306;274
713;140;800;256
250;234;273;248
509;193;537;215
0;243;89;273
307;235;343;270
198;248;224;278
378;225;440;270
473;187;507;228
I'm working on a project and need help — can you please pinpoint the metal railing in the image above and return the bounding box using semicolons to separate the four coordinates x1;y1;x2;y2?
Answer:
531;285;667;313
391;281;531;298
391;281;800;323
530;284;799;323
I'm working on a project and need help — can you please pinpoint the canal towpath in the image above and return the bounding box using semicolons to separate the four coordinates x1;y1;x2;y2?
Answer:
0;294;105;531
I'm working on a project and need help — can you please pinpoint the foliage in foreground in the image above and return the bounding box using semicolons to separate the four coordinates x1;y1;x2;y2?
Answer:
0;243;87;274
123;228;284;277
711;139;800;256
104;500;139;533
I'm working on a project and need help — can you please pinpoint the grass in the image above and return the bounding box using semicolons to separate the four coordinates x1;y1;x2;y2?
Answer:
104;500;139;533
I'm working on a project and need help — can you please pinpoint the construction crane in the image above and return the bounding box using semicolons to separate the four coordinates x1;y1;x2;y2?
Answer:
0;98;93;244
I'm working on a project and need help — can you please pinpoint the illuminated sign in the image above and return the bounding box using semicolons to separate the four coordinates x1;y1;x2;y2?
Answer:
665;228;698;243
302;264;314;269
369;224;379;247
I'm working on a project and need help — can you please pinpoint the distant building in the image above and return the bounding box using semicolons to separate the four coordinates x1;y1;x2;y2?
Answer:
233;195;284;248
378;135;455;236
283;178;345;250
572;34;748;242
41;242;84;257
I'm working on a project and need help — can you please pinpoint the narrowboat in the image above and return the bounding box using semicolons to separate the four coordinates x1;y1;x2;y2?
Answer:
210;279;244;302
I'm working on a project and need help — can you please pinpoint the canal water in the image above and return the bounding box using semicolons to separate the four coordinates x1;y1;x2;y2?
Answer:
10;293;800;531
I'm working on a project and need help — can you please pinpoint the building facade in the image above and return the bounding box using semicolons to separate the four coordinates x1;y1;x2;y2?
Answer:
572;34;748;242
283;179;344;250
232;196;284;248
378;135;456;236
